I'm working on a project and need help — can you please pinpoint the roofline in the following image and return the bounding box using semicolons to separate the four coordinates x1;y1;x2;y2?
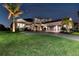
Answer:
42;19;62;24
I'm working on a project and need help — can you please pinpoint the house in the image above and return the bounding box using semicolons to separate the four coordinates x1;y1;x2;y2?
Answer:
14;18;33;31
43;19;62;33
73;22;79;32
15;17;48;31
33;17;73;33
15;17;73;33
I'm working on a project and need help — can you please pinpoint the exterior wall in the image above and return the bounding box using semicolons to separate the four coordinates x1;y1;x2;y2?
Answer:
45;21;62;33
17;23;26;28
31;24;47;31
16;19;32;30
45;21;62;26
46;25;62;33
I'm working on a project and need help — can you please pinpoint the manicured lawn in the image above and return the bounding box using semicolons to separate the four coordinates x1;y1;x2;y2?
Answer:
72;32;79;35
0;31;79;56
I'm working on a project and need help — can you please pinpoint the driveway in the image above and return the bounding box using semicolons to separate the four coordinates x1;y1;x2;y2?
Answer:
50;33;79;41
22;31;79;41
38;32;79;41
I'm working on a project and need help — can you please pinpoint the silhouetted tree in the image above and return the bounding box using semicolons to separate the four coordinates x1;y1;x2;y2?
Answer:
3;3;23;32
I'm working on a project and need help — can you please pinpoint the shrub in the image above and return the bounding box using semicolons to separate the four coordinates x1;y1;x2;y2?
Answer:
0;24;6;31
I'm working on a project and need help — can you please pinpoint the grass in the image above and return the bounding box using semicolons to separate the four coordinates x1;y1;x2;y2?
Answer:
0;31;79;55
72;32;79;35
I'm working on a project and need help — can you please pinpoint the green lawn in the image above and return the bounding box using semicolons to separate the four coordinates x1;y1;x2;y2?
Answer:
72;32;79;35
0;31;79;56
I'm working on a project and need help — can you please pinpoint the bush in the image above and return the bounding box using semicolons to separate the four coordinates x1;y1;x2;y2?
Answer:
61;27;67;32
0;24;6;31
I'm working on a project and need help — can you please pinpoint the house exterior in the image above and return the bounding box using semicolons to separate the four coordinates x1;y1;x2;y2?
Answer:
43;19;62;33
15;17;73;33
32;17;73;33
73;22;79;32
15;18;33;31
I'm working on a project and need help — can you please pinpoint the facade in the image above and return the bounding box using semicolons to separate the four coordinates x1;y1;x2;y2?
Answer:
15;17;73;33
73;22;79;31
15;18;33;31
44;19;62;33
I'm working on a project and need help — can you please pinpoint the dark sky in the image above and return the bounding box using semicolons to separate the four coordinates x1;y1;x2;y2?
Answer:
0;3;79;27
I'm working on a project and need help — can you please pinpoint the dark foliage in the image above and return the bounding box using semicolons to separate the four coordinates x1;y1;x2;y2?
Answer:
0;24;6;31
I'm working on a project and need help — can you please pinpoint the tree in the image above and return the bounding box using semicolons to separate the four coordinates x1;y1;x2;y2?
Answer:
0;24;6;31
62;17;73;32
3;3;23;32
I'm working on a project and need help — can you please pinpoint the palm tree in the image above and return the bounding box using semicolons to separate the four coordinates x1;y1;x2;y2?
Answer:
62;17;73;32
3;3;23;32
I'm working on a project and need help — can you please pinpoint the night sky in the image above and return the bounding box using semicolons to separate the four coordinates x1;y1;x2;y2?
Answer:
0;3;79;27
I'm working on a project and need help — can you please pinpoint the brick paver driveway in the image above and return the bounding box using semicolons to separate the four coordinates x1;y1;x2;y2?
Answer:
22;31;79;41
51;33;79;41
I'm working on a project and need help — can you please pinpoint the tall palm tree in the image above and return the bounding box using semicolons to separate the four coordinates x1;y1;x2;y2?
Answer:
3;3;23;32
62;17;73;32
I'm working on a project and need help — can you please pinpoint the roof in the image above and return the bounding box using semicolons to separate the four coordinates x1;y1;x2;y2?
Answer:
16;18;63;24
42;19;62;24
34;16;51;19
16;19;26;22
24;18;34;22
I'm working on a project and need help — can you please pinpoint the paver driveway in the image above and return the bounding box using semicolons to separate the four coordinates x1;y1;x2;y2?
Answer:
39;32;79;41
22;31;79;41
51;33;79;41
